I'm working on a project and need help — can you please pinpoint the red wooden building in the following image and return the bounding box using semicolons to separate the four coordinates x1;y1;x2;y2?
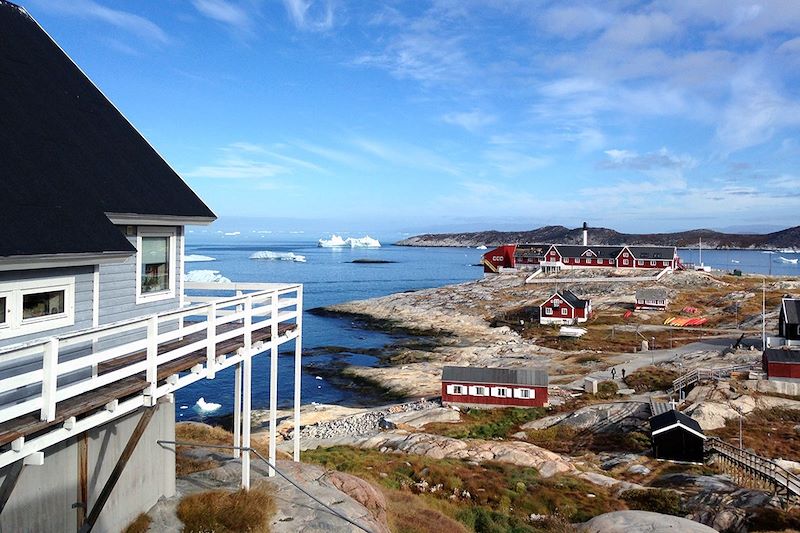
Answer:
483;243;679;273
539;290;591;325
441;366;548;408
763;348;800;381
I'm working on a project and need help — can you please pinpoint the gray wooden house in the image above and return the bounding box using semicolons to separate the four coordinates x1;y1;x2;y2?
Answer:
0;2;303;531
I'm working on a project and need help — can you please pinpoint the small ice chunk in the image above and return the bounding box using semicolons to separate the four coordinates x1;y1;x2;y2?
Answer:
195;397;222;413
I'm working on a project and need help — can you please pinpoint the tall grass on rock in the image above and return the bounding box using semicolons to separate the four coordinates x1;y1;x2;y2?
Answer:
177;483;276;533
623;366;678;392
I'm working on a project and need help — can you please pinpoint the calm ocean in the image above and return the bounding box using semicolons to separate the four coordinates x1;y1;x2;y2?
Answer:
176;235;799;419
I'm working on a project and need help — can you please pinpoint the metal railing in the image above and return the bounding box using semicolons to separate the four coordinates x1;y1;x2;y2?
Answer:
0;282;300;434
669;363;756;394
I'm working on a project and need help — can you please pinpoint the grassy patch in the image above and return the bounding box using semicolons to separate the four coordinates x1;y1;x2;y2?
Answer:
746;507;800;532
177;483;276;533
122;513;152;533
595;381;618;399
302;445;624;529
623;366;678;392
620;489;682;516
710;407;800;461
425;407;546;440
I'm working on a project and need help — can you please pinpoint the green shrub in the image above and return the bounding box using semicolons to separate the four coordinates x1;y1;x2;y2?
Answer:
596;381;619;399
621;488;681;516
623;366;678;392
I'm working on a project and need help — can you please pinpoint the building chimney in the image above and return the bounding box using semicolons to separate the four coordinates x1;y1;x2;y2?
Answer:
582;222;588;246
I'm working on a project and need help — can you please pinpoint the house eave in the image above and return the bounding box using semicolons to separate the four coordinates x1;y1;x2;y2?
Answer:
0;251;133;271
442;379;548;387
105;213;217;226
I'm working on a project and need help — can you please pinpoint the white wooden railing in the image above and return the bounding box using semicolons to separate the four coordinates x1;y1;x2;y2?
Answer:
668;363;756;394
0;282;302;428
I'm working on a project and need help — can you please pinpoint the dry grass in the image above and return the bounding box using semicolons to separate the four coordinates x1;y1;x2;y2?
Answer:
387;491;468;533
122;513;152;533
624;366;678;392
710;408;800;461
177;482;276;533
424;407;546;440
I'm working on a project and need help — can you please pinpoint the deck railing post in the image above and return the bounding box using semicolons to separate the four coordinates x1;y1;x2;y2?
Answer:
145;316;158;401
207;302;217;379
244;295;253;352
233;362;242;459
268;292;278;476
242;353;252;490
41;338;59;422
293;287;303;462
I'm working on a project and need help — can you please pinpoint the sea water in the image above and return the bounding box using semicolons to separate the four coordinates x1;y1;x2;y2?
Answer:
177;237;799;418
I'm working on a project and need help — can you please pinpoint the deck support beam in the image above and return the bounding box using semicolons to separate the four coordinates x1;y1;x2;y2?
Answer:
241;354;252;490
0;460;24;515
268;295;278;477
77;432;88;529
293;291;303;462
233;362;242;459
80;406;156;533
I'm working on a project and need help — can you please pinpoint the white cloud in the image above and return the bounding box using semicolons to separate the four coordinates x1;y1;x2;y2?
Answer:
600;148;697;171
30;0;168;44
441;110;496;132
598;12;679;47
483;149;548;176
183;142;322;181
282;0;334;31
539;6;611;39
351;137;461;176
192;0;253;33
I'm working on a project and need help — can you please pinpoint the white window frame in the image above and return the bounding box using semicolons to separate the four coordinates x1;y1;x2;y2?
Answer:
514;388;535;399
448;384;465;395
491;387;509;398
469;385;489;396
650;260;656;266
0;277;75;340
136;227;177;304
561;307;569;316
545;307;553;315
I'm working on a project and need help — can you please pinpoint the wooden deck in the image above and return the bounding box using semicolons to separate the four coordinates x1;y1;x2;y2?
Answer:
0;322;296;447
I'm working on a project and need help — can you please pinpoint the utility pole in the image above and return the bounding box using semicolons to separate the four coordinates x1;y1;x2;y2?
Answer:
739;410;743;450
762;278;767;351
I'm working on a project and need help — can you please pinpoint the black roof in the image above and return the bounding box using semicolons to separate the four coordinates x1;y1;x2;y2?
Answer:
650;409;704;436
441;366;548;387
627;246;676;260
764;347;800;363
554;289;589;309
556;245;623;259
0;2;215;259
782;298;800;324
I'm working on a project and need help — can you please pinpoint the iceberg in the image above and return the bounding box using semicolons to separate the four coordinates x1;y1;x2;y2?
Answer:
318;234;381;248
194;397;221;413
184;254;216;262
249;251;307;262
185;270;231;283
775;256;799;264
224;231;241;236
476;245;488;250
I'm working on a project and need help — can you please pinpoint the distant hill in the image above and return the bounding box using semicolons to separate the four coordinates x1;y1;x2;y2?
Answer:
395;225;800;249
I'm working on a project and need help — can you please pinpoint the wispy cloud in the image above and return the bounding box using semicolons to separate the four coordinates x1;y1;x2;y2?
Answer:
30;0;169;45
183;142;321;183
282;0;334;31
192;0;254;34
599;148;696;171
483;149;548;176
441;110;496;132
351;137;461;176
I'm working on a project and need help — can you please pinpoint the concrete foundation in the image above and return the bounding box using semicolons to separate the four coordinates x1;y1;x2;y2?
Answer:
0;402;175;533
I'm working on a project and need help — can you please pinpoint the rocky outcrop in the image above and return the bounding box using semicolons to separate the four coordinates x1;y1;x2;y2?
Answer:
522;402;649;433
683;383;800;430
323;471;388;527
581;510;716;532
381;407;460;429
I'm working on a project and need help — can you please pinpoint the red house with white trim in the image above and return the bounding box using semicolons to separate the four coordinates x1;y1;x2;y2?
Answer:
483;243;679;273
539;290;591;325
441;366;548;408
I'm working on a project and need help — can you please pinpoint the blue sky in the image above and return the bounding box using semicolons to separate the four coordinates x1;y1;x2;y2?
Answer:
23;0;800;234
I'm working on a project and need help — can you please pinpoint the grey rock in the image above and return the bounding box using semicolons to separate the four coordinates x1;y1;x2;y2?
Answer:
581;511;716;532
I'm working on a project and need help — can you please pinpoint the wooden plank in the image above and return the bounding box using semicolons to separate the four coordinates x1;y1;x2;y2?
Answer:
80;407;156;533
77;432;88;529
0;460;24;514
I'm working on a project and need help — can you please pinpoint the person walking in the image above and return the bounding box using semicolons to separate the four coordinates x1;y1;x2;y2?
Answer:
621;368;626;379
610;367;617;380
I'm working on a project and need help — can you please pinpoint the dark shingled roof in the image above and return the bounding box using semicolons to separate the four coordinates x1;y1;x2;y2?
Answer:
0;1;215;259
782;298;800;325
764;347;800;364
627;246;676;260
555;245;624;259
650;409;704;436
442;366;548;387
554;289;589;309
636;288;668;301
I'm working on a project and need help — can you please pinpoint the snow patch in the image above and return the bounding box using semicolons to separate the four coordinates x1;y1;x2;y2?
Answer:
249;251;307;262
318;234;381;248
184;254;216;262
185;270;231;283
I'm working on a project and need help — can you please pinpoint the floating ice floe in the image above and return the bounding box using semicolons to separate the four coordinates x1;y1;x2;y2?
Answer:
185;270;232;283
776;256;799;264
180;405;188;410
318;234;381;248
194;397;222;413
315;376;323;380
476;245;488;250
249;251;307;262
184;254;216;262
731;259;740;264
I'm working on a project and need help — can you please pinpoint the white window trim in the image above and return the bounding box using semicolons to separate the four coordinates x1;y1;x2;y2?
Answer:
513;388;535;399
469;385;489;396
491;387;509;398
447;384;465;395
136;227;177;304
561;307;569;316
545;307;553;315
0;277;75;340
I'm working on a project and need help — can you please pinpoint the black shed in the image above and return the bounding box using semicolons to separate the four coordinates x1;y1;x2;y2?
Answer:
650;410;706;463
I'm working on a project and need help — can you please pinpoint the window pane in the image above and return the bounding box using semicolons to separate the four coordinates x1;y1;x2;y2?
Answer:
0;297;5;324
141;236;170;293
23;290;65;319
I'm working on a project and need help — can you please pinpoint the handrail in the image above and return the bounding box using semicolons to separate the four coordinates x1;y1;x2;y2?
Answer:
0;283;302;426
707;436;800;497
156;440;375;533
669;363;755;393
